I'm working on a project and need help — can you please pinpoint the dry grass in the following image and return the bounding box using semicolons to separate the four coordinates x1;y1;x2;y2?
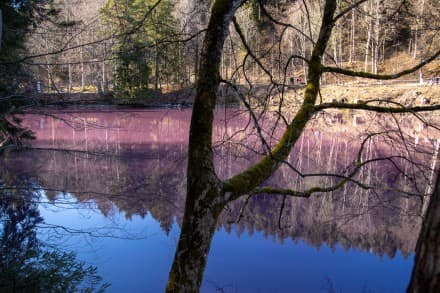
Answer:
319;83;440;105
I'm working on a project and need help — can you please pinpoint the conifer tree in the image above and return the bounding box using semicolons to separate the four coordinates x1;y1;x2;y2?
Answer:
0;1;56;149
100;0;177;99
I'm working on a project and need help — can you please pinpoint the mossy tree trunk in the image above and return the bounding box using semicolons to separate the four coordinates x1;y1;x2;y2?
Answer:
166;0;337;292
0;8;3;53
166;0;244;291
165;0;440;291
407;172;440;292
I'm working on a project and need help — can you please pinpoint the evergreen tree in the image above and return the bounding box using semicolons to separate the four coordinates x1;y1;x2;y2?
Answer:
100;0;177;99
0;1;57;150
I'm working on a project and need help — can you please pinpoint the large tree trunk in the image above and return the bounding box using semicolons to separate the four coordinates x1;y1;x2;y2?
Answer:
408;173;440;292
166;192;225;292
166;0;243;291
0;8;3;53
166;0;337;291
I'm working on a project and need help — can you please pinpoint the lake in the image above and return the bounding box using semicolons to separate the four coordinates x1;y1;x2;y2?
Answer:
1;107;436;292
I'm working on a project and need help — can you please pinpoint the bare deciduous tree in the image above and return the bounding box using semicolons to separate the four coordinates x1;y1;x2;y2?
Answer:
165;0;440;292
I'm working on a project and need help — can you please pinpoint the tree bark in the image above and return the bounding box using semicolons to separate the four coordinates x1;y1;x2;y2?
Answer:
364;2;372;72
0;8;3;53
80;44;85;91
166;0;243;291
408;172;440;292
373;0;380;74
349;8;355;64
155;41;159;90
166;0;337;291
166;193;224;292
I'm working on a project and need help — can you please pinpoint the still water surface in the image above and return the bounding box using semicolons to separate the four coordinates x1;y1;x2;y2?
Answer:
2;108;430;292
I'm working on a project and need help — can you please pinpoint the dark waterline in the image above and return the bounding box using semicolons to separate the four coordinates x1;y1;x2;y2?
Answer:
2;108;429;292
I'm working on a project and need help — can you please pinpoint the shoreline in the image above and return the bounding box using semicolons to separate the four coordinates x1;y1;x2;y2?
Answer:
23;83;440;111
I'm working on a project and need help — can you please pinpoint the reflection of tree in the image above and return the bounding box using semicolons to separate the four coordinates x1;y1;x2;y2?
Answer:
0;174;108;292
2;131;422;258
175;0;439;289
7;108;436;290
222;192;420;259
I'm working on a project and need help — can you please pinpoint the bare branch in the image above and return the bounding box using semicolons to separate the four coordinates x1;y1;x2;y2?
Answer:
333;0;369;23
220;78;272;154
323;49;440;79
314;101;440;113
232;17;275;81
259;1;315;45
1;0;164;65
223;0;339;201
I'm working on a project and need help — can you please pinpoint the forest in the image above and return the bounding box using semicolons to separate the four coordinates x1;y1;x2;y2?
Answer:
1;0;440;292
1;0;439;100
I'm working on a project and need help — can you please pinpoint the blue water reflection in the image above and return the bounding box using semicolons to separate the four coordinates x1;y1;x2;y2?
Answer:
2;108;430;292
35;191;413;293
207;230;412;292
38;193;178;292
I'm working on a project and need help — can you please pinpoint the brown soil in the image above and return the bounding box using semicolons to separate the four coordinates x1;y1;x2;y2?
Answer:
276;83;440;108
36;82;440;109
320;83;440;105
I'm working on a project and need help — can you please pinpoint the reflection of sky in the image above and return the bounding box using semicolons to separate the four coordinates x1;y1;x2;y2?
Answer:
38;193;178;292
37;193;413;293
205;229;413;292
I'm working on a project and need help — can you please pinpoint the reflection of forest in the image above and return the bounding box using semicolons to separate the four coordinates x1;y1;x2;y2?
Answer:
0;176;107;291
4;109;435;259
